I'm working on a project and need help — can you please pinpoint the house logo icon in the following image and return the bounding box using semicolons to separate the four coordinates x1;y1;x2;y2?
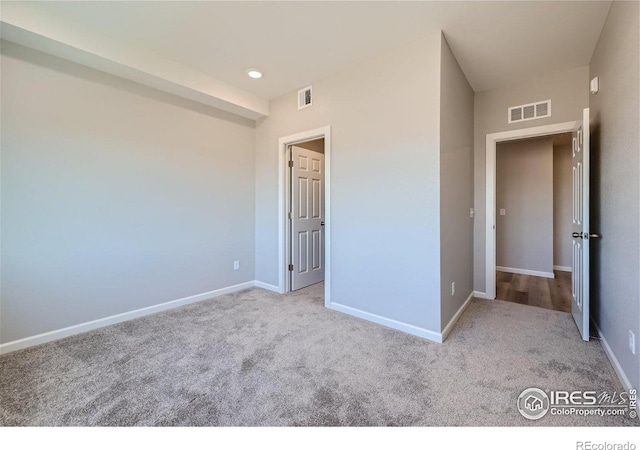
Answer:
517;388;550;420
525;395;544;411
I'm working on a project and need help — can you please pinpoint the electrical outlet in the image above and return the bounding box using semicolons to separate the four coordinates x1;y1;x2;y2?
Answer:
630;331;636;355
499;208;506;216
451;282;455;296
234;261;240;271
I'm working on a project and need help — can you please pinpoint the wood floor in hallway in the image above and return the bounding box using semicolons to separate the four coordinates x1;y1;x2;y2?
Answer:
495;270;572;313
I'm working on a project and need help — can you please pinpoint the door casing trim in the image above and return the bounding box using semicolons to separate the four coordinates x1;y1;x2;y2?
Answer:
484;121;577;299
278;126;331;305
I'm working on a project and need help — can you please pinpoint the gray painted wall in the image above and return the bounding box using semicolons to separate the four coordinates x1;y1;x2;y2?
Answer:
255;35;443;333
496;138;554;274
473;66;589;293
589;1;639;390
439;35;474;327
553;144;573;269
0;42;256;343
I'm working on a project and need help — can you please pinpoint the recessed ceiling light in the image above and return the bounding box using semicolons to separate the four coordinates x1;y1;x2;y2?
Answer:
247;69;263;79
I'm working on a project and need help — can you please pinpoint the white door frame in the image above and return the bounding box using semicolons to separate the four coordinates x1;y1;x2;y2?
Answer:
485;121;577;299
278;126;331;306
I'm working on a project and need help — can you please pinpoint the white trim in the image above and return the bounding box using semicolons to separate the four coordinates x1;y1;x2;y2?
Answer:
496;266;555;279
553;265;572;272
278;126;331;307
441;291;475;341
485;121;578;299
473;291;491;300
253;280;282;293
593;322;635;395
329;302;443;343
0;281;255;355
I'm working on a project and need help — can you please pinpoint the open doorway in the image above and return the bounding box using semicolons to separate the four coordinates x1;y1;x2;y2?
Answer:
485;111;592;341
277;126;331;305
494;133;573;312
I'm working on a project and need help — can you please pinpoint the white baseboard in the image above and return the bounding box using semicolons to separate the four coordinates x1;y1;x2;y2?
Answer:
441;291;474;341
496;266;555;279
0;281;255;355
593;322;635;394
554;265;572;272
473;291;493;300
253;280;282;293
328;302;443;343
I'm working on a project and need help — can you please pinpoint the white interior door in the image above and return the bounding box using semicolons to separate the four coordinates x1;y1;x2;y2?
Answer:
290;145;325;290
571;107;591;341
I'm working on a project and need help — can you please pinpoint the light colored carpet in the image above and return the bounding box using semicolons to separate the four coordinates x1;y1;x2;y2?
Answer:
0;283;634;426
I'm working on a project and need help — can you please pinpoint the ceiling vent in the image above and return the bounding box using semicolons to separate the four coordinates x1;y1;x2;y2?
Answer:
508;100;551;124
298;86;312;110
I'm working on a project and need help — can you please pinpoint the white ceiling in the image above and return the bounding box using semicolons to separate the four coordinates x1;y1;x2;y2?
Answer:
2;1;611;100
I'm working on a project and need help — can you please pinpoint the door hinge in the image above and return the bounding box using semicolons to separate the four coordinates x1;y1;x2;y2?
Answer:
288;212;293;220
288;160;294;167
288;264;294;271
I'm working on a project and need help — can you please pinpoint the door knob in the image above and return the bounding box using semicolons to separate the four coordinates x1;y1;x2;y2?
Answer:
588;233;601;239
572;232;582;238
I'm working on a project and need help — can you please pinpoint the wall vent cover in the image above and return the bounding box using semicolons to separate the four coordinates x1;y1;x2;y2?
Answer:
298;86;312;110
508;99;551;123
